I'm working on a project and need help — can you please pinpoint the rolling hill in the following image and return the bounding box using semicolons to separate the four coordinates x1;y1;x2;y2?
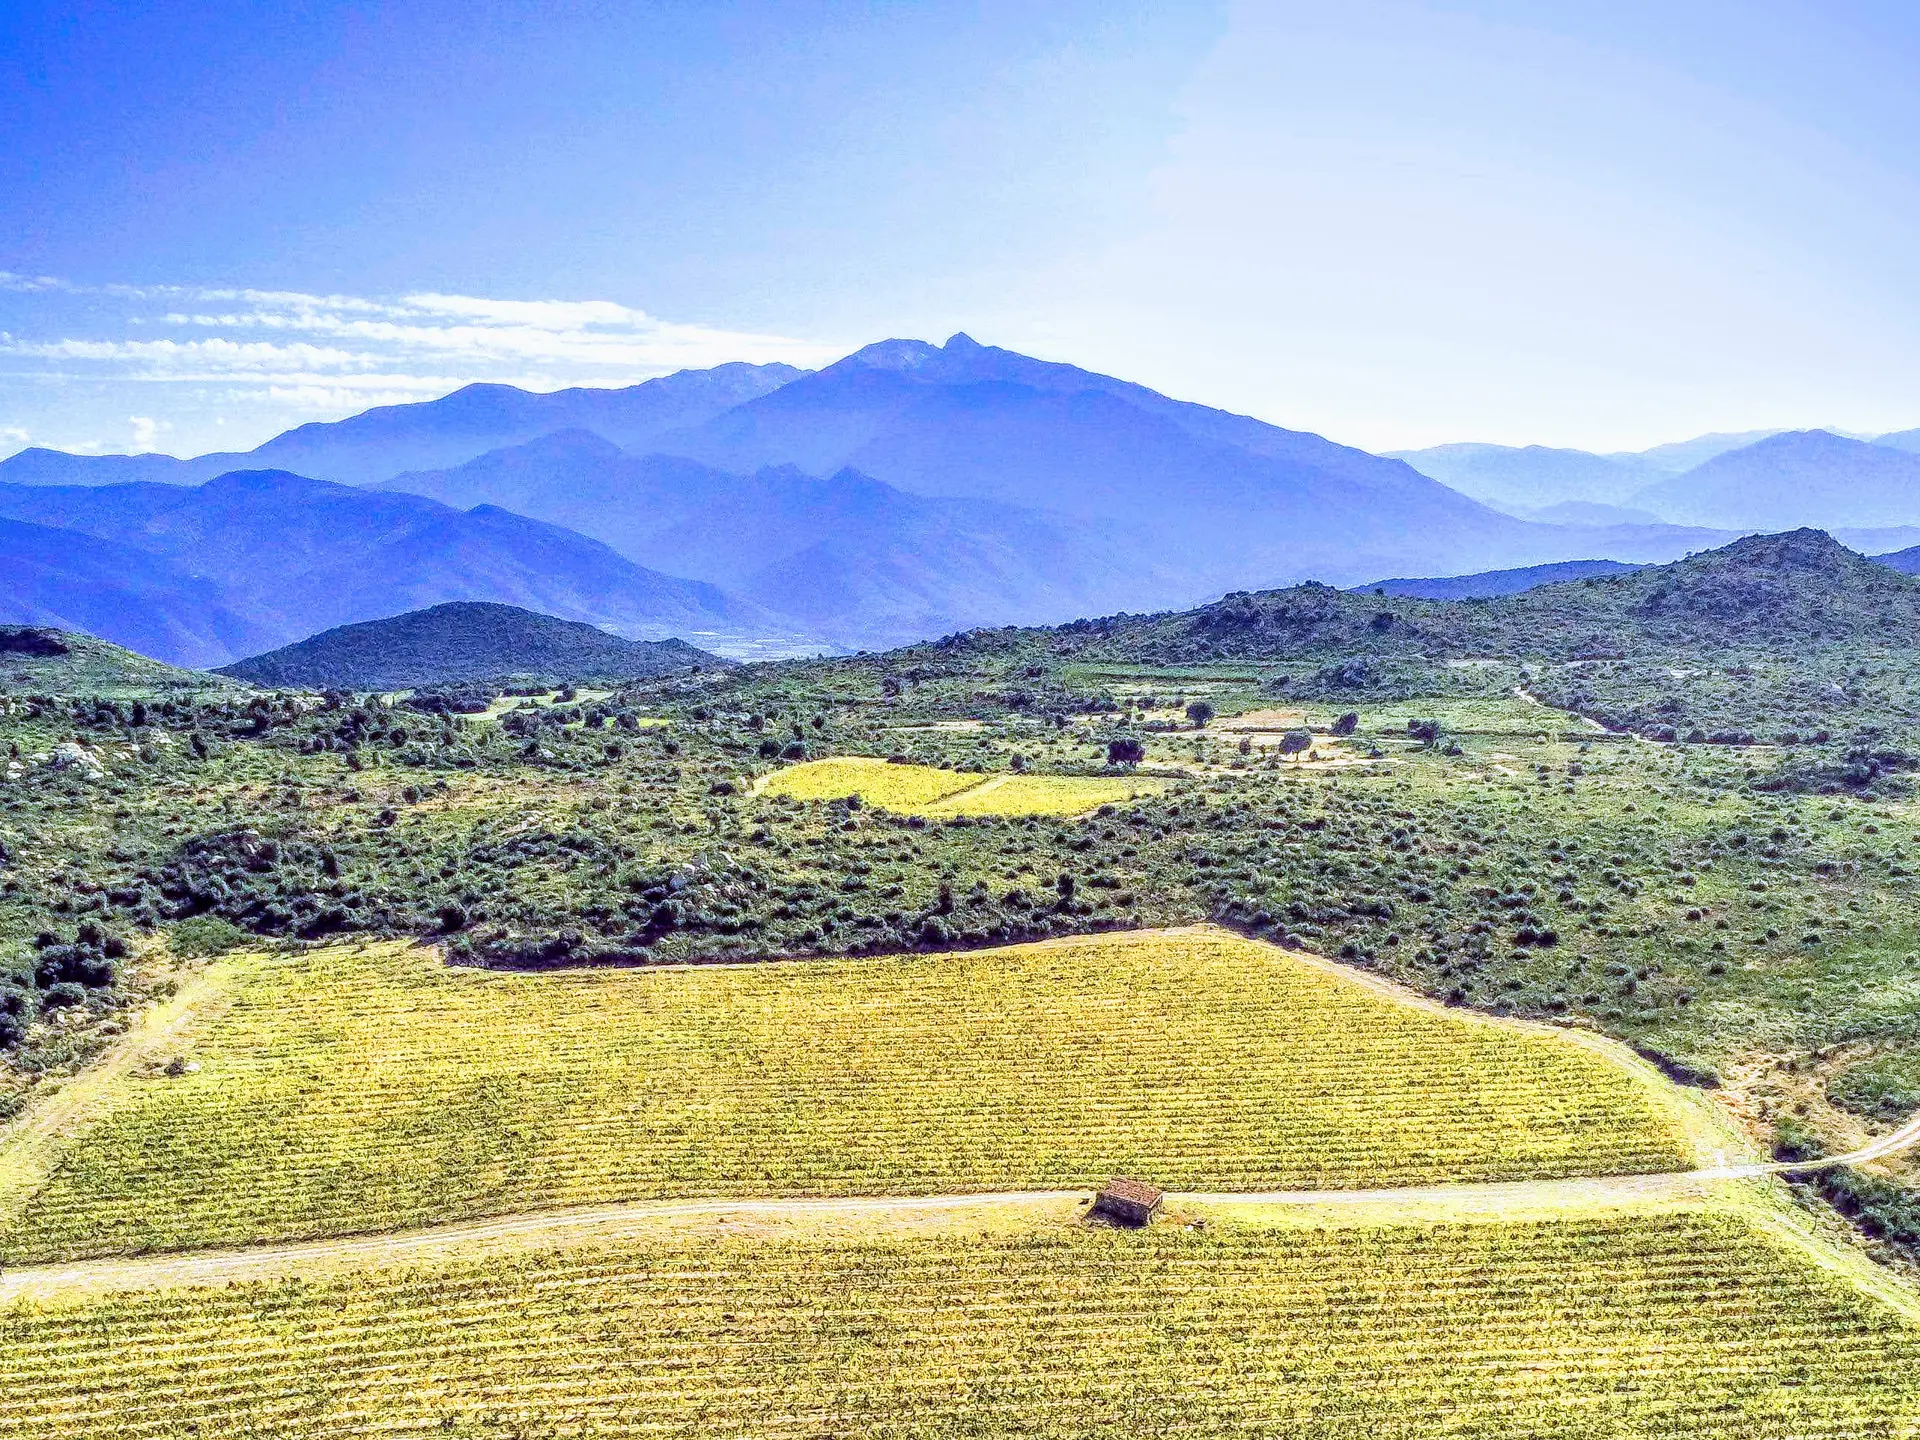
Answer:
217;602;728;690
0;624;242;695
940;529;1920;667
0;472;795;664
916;528;1920;745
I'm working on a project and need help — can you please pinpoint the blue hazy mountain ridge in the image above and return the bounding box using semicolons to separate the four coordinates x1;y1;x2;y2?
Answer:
1382;443;1662;511
1525;501;1666;527
379;429;1193;648
641;333;1722;597
1390;428;1920;523
1355;558;1646;600
1631;430;1788;474
1;334;1768;657
1631;431;1920;531
0;515;272;668
0;449;239;489
0;471;790;664
0;362;806;489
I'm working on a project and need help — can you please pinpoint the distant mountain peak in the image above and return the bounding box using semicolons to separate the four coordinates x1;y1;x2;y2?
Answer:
843;338;946;372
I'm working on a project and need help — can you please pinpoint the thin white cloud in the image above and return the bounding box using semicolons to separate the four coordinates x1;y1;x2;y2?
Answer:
145;287;831;374
0;273;837;453
5;276;833;378
0;272;69;294
8;337;383;372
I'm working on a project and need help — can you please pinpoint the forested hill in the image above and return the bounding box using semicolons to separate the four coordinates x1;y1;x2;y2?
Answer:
940;530;1920;666
216;602;731;691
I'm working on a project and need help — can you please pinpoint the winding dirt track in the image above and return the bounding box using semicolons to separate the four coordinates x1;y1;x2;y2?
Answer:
4;1121;1915;1303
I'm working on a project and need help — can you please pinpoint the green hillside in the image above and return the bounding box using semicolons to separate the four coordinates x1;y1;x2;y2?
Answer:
920;530;1920;745
215;601;732;690
0;627;238;697
980;530;1913;662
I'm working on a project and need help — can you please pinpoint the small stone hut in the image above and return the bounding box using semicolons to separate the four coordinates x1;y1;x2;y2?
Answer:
1092;1177;1163;1227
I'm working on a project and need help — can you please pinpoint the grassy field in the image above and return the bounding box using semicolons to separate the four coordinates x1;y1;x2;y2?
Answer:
759;755;986;808
0;930;1693;1261
761;756;1169;816
1;1207;1915;1438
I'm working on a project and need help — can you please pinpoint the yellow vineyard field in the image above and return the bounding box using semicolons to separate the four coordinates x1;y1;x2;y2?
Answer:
923;772;1171;816
0;931;1691;1261
758;755;1166;815
759;755;986;807
1;1210;1915;1437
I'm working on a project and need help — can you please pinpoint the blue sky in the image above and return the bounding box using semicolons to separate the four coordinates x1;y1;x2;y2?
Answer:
3;0;1917;457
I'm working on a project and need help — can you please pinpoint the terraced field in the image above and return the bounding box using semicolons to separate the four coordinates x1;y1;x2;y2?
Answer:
2;1209;1915;1438
759;755;1166;815
0;930;1691;1261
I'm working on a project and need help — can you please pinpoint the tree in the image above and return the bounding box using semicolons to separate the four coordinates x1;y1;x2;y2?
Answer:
1186;700;1215;729
1331;712;1359;735
1279;729;1313;756
1407;717;1441;745
1107;737;1146;766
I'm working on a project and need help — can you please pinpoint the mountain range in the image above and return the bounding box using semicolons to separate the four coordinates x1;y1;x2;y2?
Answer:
1632;431;1920;531
4;334;1911;668
368;335;1732;633
0;515;269;668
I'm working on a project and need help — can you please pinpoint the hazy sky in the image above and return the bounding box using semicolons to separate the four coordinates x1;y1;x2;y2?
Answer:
4;0;1918;457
